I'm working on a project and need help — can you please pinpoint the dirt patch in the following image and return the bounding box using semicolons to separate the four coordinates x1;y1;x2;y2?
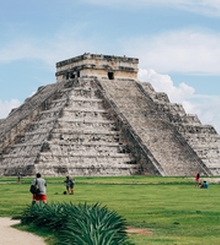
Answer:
126;226;153;235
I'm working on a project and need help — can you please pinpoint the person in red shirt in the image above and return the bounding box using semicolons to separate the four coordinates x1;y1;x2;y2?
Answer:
194;173;200;188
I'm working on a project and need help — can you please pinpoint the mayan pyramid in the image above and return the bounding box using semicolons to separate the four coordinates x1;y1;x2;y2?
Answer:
0;53;219;176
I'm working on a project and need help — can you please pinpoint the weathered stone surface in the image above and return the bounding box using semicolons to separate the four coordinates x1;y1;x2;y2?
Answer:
0;53;219;176
140;82;220;175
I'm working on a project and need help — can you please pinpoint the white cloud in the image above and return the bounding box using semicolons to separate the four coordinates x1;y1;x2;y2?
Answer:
0;23;102;67
185;94;220;134
138;68;220;134
1;9;220;77
0;24;101;69
138;68;195;102
0;99;21;119
123;29;220;75
83;0;220;17
2;28;220;76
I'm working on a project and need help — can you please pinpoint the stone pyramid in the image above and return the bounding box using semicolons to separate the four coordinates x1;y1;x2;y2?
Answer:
0;53;219;176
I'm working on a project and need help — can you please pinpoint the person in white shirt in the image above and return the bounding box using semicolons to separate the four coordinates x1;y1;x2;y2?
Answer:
32;173;47;205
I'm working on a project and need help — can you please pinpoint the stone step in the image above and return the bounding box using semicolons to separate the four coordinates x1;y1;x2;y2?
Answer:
64;108;106;113
39;106;63;115
50;134;121;145
72;98;103;102
3;151;131;158
7;141;123;149
28;121;117;131
3;139;130;157
38;152;131;158
62;110;109;120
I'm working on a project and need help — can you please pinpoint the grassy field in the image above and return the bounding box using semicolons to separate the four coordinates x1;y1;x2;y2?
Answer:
0;175;220;244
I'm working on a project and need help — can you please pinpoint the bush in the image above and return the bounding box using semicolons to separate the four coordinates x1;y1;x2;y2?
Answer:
21;202;133;245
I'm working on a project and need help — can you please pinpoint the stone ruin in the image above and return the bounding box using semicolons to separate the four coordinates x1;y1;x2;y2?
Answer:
0;53;219;176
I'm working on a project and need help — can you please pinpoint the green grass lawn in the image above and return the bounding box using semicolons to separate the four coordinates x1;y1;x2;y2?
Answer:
0;176;220;244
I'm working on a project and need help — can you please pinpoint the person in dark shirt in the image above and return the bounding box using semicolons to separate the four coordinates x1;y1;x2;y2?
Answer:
64;175;75;195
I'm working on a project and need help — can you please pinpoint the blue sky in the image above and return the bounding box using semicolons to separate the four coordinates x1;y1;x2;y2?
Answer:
0;0;220;133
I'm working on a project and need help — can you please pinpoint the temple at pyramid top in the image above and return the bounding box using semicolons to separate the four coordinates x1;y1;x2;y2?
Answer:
55;53;139;82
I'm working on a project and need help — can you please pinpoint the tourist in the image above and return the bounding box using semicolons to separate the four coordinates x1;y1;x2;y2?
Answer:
200;180;209;189
32;173;47;205
204;181;209;188
64;175;75;195
17;172;22;184
194;173;200;187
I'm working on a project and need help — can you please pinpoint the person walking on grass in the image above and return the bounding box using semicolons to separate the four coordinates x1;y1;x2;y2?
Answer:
17;172;22;184
194;173;200;187
32;173;47;205
64;175;75;195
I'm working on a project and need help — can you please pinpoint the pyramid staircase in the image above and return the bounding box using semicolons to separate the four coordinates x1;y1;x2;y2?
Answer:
97;78;212;176
0;78;139;176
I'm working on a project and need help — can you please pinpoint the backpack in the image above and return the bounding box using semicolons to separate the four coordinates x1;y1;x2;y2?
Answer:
30;180;40;194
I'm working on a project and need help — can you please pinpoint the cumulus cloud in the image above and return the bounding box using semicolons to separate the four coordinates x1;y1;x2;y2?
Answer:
138;68;195;102
123;29;220;75
138;68;220;134
0;99;21;119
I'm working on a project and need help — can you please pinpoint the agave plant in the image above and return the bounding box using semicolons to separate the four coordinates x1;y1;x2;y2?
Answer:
21;202;133;245
57;203;132;245
21;202;67;230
